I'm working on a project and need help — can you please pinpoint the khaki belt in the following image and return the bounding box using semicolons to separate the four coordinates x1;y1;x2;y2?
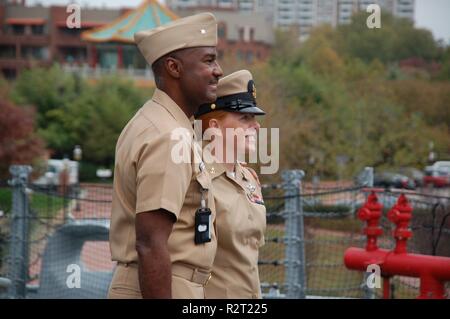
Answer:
117;262;212;286
172;263;212;286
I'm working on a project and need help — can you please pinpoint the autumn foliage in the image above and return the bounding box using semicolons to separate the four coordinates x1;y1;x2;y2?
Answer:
0;100;45;179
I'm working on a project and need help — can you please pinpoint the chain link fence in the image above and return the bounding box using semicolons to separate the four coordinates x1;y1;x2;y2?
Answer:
258;170;450;299
0;166;114;299
0;165;449;299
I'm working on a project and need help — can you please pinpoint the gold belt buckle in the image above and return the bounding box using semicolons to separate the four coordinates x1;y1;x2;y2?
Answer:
204;273;212;286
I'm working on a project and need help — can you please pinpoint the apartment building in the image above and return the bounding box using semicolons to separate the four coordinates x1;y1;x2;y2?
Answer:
167;0;415;38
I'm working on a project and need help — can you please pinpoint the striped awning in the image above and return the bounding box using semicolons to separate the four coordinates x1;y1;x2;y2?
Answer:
81;0;178;43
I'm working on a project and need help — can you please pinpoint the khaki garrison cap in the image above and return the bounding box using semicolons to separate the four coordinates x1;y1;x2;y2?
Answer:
195;70;266;117
134;12;218;66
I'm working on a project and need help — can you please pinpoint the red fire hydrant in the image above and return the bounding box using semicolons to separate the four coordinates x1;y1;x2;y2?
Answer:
344;192;450;299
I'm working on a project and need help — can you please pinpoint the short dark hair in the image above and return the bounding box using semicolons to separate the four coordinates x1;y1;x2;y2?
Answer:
151;50;185;88
151;57;165;88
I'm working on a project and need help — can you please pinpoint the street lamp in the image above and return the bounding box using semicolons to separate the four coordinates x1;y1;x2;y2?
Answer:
62;157;70;221
428;141;436;164
73;145;82;212
73;145;82;161
45;171;55;217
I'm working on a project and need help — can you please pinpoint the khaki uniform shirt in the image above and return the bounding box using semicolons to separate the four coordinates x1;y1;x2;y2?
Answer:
108;89;217;299
204;161;266;299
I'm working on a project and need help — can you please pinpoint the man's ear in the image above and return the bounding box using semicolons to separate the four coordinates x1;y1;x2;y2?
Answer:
165;56;182;79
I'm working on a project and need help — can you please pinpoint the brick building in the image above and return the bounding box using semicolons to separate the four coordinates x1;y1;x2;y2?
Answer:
0;0;274;80
173;7;273;64
0;0;127;79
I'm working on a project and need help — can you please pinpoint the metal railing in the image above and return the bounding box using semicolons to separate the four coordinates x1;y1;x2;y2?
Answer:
0;165;449;299
62;64;154;81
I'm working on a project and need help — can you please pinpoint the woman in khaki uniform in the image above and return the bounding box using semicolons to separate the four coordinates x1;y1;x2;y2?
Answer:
195;70;267;298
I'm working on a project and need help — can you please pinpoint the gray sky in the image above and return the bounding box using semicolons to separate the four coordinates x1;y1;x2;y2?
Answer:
27;0;450;43
415;0;450;43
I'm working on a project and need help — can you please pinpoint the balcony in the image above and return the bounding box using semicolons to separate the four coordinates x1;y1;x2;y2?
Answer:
278;0;295;4
239;3;254;10
62;64;155;82
0;57;50;70
0;34;49;46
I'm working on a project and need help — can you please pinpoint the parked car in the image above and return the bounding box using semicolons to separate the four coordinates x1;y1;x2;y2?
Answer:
373;172;416;190
33;159;79;186
398;167;425;187
423;168;450;188
428;161;450;173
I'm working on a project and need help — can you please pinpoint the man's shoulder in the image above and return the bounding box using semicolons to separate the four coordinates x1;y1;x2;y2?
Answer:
125;99;186;139
140;98;192;136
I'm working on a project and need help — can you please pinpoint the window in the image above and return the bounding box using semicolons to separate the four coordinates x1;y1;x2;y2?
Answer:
1;68;17;80
12;24;25;35
238;26;254;43
0;45;16;58
59;47;87;64
59;27;82;37
246;51;254;64
237;49;243;61
218;23;226;39
31;25;44;35
21;46;48;60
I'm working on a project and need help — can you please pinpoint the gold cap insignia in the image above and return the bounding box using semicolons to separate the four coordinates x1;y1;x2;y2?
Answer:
248;80;256;100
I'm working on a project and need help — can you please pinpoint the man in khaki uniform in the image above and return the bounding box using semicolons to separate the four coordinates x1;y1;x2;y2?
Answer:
108;13;223;299
195;70;267;298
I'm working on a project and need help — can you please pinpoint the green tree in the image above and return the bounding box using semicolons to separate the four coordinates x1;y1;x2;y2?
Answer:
68;77;150;165
10;66;150;165
254;24;449;181
49;76;150;166
11;65;83;155
334;11;438;63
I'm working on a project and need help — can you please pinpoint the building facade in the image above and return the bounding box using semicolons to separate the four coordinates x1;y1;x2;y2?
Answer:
167;0;415;39
0;2;124;79
173;7;274;63
0;0;274;80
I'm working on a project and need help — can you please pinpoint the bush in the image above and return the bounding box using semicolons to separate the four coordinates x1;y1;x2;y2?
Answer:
79;161;100;182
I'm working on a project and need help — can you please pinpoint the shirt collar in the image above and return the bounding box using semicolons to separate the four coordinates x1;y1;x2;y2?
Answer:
203;150;227;179
151;88;194;133
203;153;247;186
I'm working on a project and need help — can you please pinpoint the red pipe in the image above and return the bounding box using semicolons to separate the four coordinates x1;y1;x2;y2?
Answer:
344;192;450;299
383;277;390;299
358;192;383;251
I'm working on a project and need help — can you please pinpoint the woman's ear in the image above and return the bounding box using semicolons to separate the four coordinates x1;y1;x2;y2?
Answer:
209;118;220;129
